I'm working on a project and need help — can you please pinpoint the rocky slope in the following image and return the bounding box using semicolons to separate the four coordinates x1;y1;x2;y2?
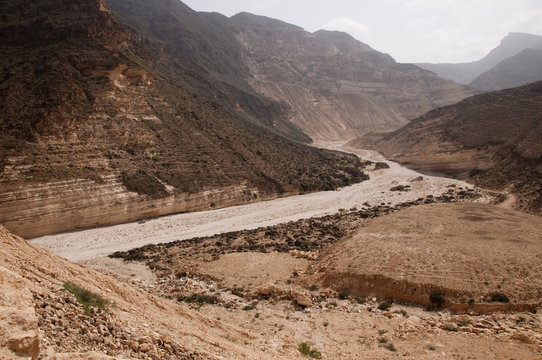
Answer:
100;200;542;359
311;203;542;310
375;81;542;213
470;48;542;90
0;225;284;359
232;13;476;141
0;0;366;238
418;32;542;86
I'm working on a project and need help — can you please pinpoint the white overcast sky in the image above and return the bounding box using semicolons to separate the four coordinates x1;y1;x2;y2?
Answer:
181;0;542;63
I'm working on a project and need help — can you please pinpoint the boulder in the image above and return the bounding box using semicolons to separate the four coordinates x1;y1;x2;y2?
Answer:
0;267;41;360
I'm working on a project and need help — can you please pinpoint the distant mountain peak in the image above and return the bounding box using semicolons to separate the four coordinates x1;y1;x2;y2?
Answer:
417;32;542;86
231;12;304;31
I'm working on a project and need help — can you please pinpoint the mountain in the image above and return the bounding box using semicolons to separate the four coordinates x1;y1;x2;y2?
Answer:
0;0;366;238
417;32;542;85
105;0;310;142
469;48;542;90
231;13;476;141
375;81;542;214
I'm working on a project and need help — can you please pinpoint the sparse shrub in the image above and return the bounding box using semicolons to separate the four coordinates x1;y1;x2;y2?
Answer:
308;284;319;292
338;290;349;300
177;294;218;306
390;185;410;192
385;343;397;352
354;296;366;304
298;342;322;359
429;290;445;307
242;302;258;311
378;337;388;344
378;302;392;311
489;293;510;303
63;282;108;316
469;167;485;178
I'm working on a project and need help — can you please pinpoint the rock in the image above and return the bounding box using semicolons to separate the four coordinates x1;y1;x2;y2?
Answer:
510;333;535;344
0;267;41;360
292;292;312;307
139;343;150;352
411;176;424;182
129;341;139;351
257;284;278;297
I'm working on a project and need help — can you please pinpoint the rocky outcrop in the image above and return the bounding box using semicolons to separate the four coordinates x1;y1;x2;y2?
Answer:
232;13;476;141
0;267;40;360
0;175;262;239
0;226;280;359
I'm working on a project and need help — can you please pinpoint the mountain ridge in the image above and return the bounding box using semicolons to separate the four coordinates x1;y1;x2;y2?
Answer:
375;81;542;214
231;12;476;141
417;32;542;86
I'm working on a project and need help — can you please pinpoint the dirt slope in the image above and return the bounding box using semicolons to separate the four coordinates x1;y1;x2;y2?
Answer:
310;203;542;310
0;225;287;359
375;81;542;214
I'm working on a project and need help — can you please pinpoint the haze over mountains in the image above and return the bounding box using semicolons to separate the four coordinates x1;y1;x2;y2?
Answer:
418;32;542;90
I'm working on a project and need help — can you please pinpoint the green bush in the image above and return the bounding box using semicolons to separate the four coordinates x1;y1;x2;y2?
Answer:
177;294;218;305
63;282;108;316
378;302;392;311
298;342;322;359
469;167;485;178
429;290;445;307
489;293;510;303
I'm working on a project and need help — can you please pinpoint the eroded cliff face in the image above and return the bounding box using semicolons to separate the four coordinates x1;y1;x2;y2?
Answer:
231;13;477;141
0;0;367;238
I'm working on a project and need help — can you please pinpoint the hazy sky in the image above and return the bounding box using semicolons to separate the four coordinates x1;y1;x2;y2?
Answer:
181;0;542;63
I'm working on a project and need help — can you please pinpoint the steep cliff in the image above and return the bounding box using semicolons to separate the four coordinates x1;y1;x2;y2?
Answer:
231;13;476;141
0;0;365;238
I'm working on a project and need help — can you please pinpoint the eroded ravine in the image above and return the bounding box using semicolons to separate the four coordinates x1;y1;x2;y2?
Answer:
31;143;483;262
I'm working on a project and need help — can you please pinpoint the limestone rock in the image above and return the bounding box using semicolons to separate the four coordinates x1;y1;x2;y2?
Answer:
257;284;279;297
292;292;312;307
0;267;40;360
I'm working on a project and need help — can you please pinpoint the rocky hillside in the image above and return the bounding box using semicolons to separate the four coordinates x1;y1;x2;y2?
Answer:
232;13;476;141
375;81;542;213
0;0;366;238
0;225;284;359
470;48;542;90
418;32;542;86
